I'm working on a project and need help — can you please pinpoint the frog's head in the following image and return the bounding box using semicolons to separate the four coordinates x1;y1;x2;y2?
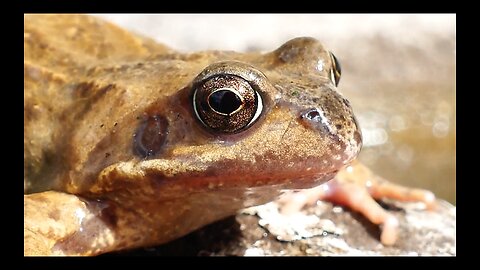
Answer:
90;37;361;205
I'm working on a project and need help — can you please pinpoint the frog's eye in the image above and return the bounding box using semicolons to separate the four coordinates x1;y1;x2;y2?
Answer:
329;52;342;86
193;75;263;134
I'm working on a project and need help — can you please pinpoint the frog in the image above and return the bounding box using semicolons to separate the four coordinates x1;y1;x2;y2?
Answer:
24;14;436;256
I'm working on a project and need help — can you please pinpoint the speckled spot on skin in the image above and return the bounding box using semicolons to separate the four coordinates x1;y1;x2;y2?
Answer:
48;209;61;220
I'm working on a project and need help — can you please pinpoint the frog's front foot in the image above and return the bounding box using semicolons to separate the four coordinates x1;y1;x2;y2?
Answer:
279;161;436;245
24;191;121;256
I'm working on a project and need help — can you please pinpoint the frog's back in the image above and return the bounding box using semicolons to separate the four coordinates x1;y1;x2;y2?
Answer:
24;14;172;69
24;15;172;192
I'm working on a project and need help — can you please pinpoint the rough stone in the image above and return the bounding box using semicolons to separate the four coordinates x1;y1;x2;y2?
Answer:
109;196;455;256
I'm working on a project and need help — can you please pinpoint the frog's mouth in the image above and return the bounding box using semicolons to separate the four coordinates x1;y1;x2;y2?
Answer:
192;154;350;190
126;148;355;198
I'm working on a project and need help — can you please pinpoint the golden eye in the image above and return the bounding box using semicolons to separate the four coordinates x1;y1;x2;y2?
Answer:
193;74;263;134
330;52;342;86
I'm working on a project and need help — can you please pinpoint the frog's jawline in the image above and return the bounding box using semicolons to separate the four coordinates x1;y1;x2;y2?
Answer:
139;160;343;201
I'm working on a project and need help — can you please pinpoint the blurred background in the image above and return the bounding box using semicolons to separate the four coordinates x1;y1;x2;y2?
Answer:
95;14;456;204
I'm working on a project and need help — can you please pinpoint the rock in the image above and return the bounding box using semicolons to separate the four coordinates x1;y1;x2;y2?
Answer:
108;197;456;256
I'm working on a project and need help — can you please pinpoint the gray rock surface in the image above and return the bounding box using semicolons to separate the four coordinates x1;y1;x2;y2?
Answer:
237;199;456;256
110;197;455;256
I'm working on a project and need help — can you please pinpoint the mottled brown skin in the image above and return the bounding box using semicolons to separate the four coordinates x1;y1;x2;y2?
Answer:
24;15;434;256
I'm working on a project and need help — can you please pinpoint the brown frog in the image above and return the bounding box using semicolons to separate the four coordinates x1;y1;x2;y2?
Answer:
24;14;436;256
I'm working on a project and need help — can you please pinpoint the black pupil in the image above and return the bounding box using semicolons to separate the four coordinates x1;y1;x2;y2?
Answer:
209;90;243;114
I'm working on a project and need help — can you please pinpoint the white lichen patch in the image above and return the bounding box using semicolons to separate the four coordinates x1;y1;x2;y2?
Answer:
242;201;342;242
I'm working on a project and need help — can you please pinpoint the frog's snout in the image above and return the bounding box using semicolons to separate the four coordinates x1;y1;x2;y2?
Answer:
299;106;363;163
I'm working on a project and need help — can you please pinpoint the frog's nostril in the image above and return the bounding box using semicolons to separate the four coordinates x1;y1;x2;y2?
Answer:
304;109;321;122
300;108;334;135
